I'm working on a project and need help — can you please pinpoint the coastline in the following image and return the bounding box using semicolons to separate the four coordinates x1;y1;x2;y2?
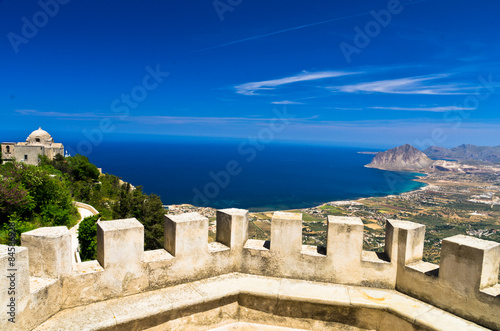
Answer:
244;170;431;214
307;170;431;211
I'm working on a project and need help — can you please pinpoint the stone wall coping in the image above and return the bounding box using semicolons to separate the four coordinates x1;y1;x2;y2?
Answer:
29;277;58;294
97;218;143;231
387;219;425;230
0;245;27;256
243;239;269;251
22;226;69;238
327;215;363;225
218;208;248;216
143;249;174;263
481;284;500;297
73;201;99;216
208;242;230;253
406;261;440;274
165;212;207;223
444;235;500;250
34;273;489;331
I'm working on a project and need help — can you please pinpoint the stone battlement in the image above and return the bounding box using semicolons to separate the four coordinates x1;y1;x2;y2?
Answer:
1;209;499;330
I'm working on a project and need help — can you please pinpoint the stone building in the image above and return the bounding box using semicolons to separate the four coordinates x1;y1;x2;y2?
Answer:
1;127;64;166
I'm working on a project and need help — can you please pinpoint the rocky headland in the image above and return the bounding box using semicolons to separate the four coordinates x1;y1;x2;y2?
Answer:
365;144;434;171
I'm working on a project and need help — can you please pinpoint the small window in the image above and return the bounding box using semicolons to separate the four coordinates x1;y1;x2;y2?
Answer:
6;146;10;153
35;138;40;143
24;155;28;160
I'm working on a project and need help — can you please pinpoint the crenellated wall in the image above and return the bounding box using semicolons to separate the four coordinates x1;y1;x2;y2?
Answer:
1;209;499;330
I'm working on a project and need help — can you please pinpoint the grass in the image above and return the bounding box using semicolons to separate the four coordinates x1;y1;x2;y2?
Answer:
285;210;323;222
318;205;346;216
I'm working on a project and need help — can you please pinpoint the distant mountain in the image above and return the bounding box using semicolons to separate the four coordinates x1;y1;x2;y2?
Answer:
424;144;500;164
365;144;434;171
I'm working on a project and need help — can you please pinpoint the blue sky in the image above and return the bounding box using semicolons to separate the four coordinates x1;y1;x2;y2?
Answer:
1;0;500;149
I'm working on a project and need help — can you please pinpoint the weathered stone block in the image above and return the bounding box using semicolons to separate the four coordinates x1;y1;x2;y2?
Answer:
440;235;500;293
0;245;30;318
270;212;302;255
97;218;144;271
164;212;208;257
21;226;72;278
387;219;426;265
216;208;249;248
327;216;363;262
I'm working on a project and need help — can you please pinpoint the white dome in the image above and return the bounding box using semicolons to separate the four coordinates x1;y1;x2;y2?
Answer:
26;127;54;146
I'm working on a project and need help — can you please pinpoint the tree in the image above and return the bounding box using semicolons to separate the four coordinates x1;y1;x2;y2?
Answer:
78;214;100;261
0;177;34;225
67;155;100;182
141;194;165;250
0;162;77;238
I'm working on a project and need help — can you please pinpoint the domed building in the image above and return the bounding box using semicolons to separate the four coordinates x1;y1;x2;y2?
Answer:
1;127;64;165
26;127;55;146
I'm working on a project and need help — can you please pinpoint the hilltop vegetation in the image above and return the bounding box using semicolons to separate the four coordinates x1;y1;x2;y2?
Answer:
0;160;78;244
78;214;100;261
41;154;165;250
0;155;165;249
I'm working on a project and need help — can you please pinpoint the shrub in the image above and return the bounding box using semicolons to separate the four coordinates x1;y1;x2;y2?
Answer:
78;214;100;261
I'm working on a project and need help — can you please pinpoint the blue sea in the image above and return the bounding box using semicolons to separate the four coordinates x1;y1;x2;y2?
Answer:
71;139;426;212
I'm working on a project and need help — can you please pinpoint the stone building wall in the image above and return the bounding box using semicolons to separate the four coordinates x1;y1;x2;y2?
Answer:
13;145;45;165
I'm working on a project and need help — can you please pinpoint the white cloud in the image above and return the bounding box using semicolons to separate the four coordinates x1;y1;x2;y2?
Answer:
331;74;471;95
16;109;109;119
271;100;303;105
235;71;358;95
369;106;474;112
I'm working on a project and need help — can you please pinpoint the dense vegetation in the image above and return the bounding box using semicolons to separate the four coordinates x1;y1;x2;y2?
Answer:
0;161;78;244
41;154;166;251
77;214;100;261
1;154;165;251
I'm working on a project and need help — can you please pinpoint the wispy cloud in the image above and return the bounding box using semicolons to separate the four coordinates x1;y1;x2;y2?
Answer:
236;71;358;96
125;115;312;125
16;109;310;125
369;106;474;112
326;106;364;111
16;109;113;119
271;100;303;105
331;74;472;95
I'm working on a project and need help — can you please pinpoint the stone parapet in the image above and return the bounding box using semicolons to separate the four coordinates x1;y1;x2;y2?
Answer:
1;209;499;330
